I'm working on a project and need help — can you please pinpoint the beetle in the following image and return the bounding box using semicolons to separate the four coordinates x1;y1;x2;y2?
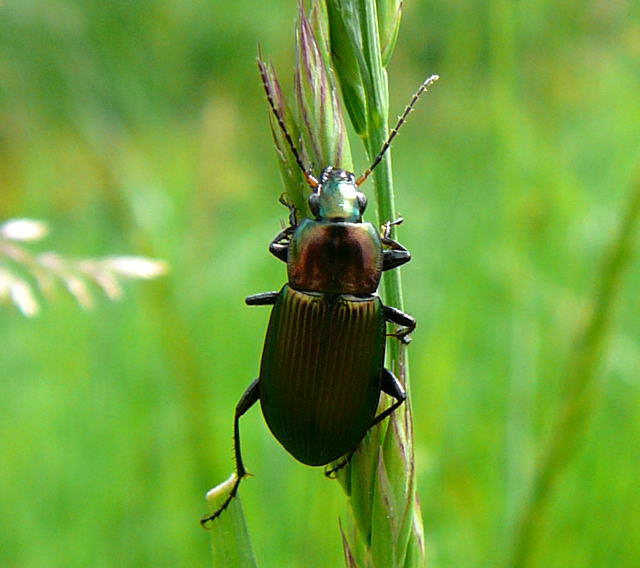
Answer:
201;67;438;526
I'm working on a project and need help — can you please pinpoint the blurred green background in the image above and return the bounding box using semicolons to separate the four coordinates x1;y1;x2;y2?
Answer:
1;1;639;566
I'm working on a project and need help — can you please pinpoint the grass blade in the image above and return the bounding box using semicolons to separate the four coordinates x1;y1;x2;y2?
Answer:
205;475;258;568
509;168;640;567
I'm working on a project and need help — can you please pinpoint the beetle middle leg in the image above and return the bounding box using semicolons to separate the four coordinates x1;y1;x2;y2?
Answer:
384;305;416;344
246;291;279;306
325;368;407;478
200;378;260;527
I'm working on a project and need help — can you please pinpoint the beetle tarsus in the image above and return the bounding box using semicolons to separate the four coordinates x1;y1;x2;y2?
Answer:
278;193;298;227
381;217;404;239
400;333;412;345
387;330;413;344
324;453;355;478
200;475;244;528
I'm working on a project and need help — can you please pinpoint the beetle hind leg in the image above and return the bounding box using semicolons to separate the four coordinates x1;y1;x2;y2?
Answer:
384;305;416;344
324;369;407;478
371;367;407;427
200;378;260;527
324;457;351;478
324;446;358;478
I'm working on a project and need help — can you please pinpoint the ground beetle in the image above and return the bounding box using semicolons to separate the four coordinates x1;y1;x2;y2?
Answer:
201;69;438;526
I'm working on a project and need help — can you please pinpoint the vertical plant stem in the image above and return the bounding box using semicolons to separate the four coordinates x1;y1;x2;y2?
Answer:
333;1;425;566
359;0;402;310
509;170;640;567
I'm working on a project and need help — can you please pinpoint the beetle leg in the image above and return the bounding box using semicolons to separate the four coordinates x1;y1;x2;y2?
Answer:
268;193;297;262
371;368;407;427
381;219;411;271
245;291;279;305
381;216;404;239
278;192;298;227
325;369;407;478
268;226;294;263
383;247;411;271
324;455;352;478
384;305;416;344
200;378;260;527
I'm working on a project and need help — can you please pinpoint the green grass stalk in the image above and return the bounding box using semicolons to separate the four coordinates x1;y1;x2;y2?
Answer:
326;1;427;566
206;475;258;568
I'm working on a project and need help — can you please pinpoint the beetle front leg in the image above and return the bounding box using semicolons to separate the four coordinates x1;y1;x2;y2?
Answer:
384;305;416;344
201;378;260;527
278;192;297;227
268;194;297;262
268;226;294;263
325;368;407;478
381;218;411;271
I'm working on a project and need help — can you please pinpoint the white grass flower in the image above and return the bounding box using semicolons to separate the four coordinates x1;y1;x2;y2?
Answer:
1;218;167;316
0;268;40;317
0;219;49;242
105;256;169;279
10;278;40;317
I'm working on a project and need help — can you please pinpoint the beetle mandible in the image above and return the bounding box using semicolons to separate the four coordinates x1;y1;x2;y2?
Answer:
201;66;438;526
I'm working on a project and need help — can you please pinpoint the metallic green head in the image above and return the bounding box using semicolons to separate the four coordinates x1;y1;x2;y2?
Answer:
309;167;368;222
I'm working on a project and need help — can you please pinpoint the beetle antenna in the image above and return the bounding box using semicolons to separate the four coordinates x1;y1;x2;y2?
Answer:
257;58;319;189
356;74;439;187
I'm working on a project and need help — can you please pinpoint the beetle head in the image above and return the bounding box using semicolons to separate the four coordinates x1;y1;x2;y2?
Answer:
309;166;367;222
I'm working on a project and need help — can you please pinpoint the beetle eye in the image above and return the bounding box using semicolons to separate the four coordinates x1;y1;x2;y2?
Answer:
357;192;367;213
309;193;320;217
